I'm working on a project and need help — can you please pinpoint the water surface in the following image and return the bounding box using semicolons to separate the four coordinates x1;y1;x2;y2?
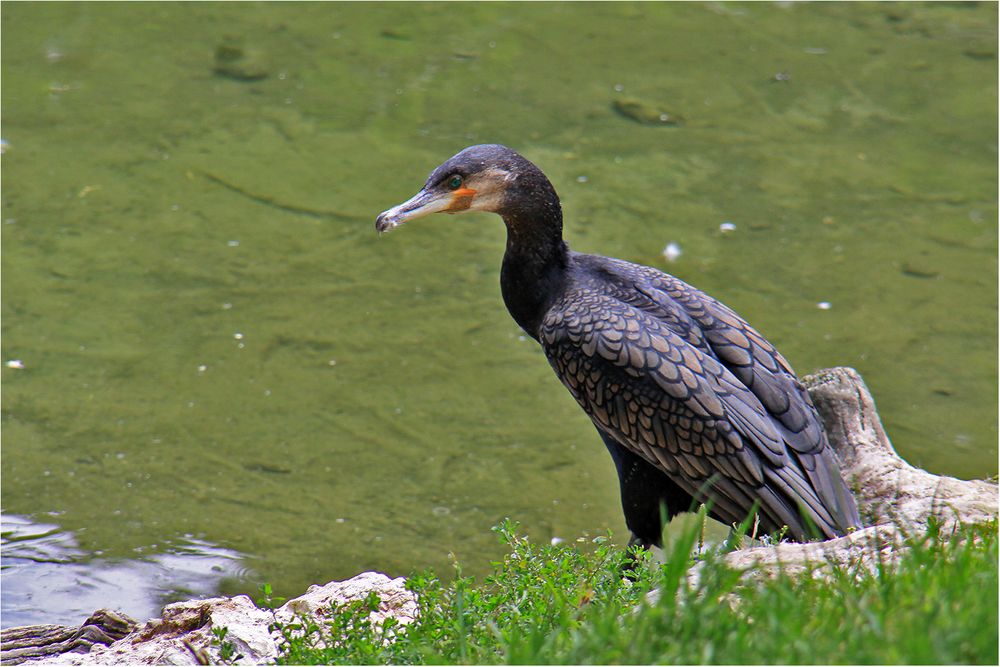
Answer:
2;2;996;627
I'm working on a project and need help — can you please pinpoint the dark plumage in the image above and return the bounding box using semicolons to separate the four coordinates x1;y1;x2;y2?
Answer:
375;144;862;546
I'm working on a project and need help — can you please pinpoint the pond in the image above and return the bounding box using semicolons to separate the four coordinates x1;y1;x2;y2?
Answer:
2;2;996;628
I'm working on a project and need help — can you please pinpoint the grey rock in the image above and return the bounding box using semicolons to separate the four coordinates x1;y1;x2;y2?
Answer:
9;572;413;665
14;595;274;666
275;571;417;628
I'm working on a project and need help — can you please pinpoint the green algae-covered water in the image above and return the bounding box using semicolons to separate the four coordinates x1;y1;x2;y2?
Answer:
2;2;996;627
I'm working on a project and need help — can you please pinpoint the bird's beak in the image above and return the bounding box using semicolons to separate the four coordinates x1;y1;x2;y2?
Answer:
375;187;478;233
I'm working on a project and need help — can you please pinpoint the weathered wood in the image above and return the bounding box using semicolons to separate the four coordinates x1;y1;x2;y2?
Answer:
1;610;136;665
805;366;997;531
683;367;998;586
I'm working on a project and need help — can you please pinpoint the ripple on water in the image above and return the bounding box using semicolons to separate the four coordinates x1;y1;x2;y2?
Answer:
0;513;253;629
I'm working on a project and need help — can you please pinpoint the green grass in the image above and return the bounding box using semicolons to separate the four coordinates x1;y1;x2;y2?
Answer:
262;517;997;665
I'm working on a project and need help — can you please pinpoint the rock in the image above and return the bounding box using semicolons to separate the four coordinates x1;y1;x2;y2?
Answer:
272;573;417;652
4;573;414;665
10;596;275;666
612;97;683;126
275;571;417;629
213;38;269;82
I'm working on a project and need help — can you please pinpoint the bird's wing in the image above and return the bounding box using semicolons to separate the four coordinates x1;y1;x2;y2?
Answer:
627;268;864;533
621;263;826;457
540;289;851;534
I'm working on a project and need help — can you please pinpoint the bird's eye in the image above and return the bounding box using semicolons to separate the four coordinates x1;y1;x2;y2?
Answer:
447;175;463;190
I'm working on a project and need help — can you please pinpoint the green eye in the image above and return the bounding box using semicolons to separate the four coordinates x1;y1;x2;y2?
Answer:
447;175;463;190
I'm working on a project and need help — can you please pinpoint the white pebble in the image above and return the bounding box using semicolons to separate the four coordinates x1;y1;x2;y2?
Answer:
233;332;244;340
197;365;207;372
817;301;832;310
662;242;683;262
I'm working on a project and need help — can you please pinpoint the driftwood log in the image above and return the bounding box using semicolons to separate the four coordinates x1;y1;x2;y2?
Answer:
808;367;996;531
684;367;997;585
2;367;996;665
0;610;136;666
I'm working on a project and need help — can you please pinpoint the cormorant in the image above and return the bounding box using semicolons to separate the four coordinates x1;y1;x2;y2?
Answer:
375;144;862;547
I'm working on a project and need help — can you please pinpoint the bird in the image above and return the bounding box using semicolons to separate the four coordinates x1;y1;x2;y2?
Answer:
375;144;862;548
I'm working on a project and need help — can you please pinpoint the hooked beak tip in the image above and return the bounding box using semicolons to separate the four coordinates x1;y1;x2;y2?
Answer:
374;211;399;233
375;187;452;234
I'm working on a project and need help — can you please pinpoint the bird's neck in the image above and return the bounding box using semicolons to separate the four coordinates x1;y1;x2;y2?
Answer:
499;205;568;340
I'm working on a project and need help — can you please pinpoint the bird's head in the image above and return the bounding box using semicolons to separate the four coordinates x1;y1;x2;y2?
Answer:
375;144;549;232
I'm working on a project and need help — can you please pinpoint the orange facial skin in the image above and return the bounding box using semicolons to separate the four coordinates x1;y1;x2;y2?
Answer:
447;187;477;212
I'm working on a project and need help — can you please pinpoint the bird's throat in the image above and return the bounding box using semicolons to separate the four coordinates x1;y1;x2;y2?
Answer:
499;213;568;340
